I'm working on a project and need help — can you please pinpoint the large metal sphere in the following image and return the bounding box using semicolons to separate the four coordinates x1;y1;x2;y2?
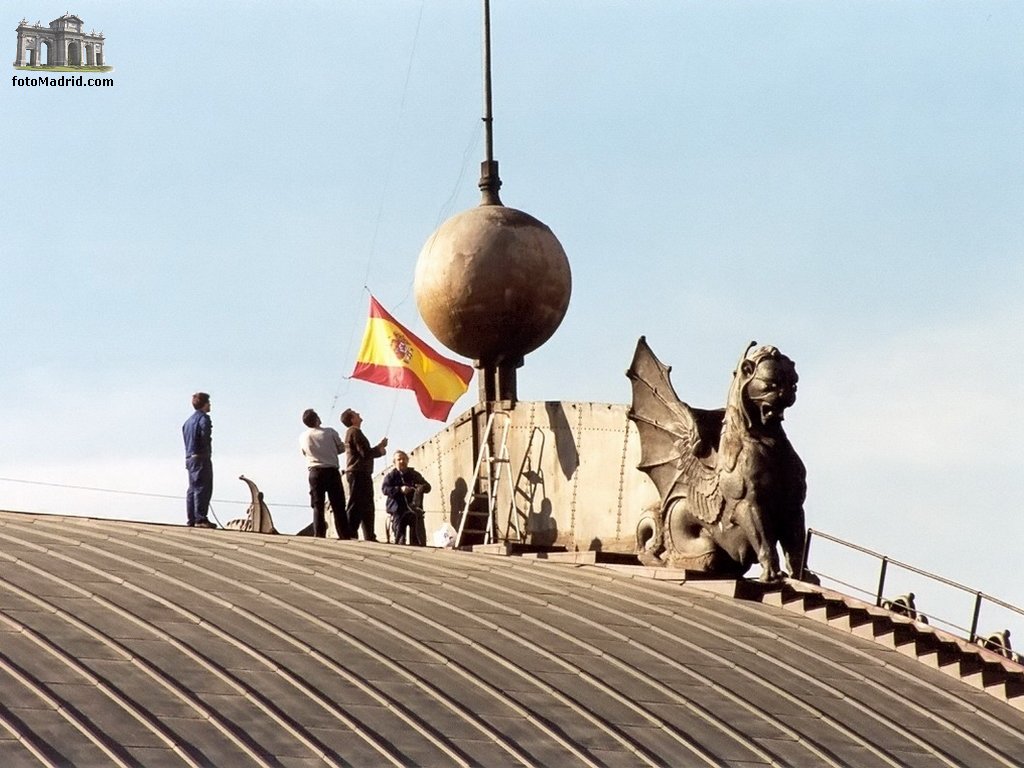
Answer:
414;205;572;364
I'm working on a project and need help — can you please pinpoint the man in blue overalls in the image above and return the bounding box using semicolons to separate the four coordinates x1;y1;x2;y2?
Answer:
182;391;215;529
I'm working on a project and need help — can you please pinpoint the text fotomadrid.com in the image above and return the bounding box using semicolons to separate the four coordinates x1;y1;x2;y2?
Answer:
12;74;114;87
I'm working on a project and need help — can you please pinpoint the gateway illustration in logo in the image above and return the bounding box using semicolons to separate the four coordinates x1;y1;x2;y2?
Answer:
14;14;110;70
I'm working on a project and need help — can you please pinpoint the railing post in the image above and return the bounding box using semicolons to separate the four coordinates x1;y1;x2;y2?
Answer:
875;557;889;607
968;592;983;643
798;529;813;581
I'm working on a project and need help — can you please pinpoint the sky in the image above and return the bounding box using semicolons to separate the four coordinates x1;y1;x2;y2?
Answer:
2;2;1022;635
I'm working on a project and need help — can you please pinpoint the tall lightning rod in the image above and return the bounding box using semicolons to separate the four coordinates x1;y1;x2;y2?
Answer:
479;0;502;205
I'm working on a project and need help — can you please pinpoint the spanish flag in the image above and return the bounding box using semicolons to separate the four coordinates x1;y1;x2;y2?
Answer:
351;296;474;421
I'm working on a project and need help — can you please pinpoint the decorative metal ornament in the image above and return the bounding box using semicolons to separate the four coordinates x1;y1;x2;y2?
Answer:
414;0;571;404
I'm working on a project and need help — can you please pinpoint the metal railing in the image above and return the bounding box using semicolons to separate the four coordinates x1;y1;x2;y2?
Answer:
800;528;1024;661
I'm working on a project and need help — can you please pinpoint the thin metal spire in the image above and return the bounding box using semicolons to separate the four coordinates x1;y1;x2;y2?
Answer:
478;0;503;205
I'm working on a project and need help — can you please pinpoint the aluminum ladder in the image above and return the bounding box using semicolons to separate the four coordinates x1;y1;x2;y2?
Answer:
455;410;514;548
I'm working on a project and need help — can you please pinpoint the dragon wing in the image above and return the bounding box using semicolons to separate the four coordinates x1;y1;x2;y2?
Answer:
626;337;725;525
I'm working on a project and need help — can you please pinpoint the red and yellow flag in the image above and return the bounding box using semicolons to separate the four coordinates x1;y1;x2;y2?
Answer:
351;296;474;421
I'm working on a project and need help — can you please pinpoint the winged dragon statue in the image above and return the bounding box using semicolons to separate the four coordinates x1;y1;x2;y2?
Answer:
627;337;812;582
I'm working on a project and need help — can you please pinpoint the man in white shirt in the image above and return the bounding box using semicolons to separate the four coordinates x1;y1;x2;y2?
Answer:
299;408;348;538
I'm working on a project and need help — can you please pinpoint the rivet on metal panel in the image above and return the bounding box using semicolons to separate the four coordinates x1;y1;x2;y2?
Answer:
615;412;631;540
568;403;584;548
434;438;447;521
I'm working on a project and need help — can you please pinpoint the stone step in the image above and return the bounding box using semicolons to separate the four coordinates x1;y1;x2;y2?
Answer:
719;576;1024;712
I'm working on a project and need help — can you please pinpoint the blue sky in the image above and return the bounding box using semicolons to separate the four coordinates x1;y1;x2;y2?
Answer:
2;2;1022;625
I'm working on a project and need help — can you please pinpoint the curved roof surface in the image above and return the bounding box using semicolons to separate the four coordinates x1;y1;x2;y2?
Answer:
1;509;1023;767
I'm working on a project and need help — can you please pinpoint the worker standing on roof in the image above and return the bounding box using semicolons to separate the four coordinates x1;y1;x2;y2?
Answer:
341;408;387;541
299;408;348;538
182;392;215;529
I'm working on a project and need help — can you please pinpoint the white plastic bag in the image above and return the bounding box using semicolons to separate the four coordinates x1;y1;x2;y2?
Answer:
432;522;457;548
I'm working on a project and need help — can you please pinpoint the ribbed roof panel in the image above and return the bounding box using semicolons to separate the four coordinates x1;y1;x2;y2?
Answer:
1;510;1022;767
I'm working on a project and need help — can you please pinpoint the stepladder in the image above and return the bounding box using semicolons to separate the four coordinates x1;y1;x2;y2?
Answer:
455;409;517;548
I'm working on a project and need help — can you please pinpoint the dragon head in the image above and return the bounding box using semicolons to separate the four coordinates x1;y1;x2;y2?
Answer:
730;343;798;429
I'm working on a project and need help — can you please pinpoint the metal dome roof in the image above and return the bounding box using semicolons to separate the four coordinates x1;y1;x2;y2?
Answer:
1;509;1022;766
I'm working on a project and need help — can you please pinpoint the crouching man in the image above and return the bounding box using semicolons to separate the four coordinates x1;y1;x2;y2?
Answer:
381;451;430;545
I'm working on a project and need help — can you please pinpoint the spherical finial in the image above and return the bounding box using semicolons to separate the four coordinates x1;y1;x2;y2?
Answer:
414;205;571;365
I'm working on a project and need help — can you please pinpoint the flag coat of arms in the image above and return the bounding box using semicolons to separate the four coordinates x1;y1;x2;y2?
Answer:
351;296;474;421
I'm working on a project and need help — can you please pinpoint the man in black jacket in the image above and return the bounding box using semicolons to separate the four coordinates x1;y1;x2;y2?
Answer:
341;408;387;541
381;451;431;545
